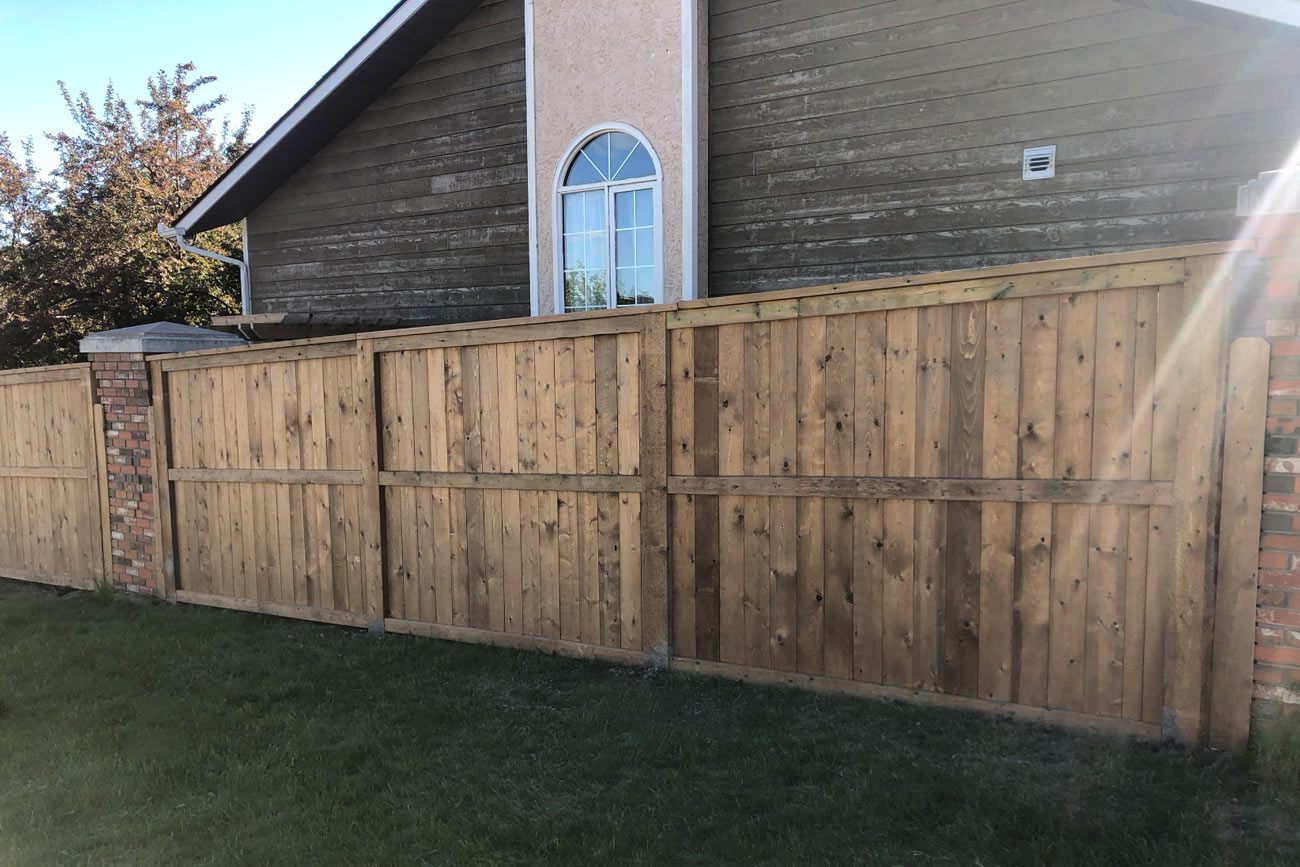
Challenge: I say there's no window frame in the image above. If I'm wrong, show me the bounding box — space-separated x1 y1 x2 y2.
552 124 664 315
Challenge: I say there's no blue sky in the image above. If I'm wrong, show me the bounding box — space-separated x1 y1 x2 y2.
0 0 395 172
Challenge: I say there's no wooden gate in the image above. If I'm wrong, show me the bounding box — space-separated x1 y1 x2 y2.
0 364 108 589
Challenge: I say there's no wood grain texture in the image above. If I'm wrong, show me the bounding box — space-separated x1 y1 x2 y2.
246 0 528 325
0 365 105 588
1209 338 1268 752
708 0 1300 294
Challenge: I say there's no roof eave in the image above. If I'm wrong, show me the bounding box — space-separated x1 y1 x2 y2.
173 0 480 236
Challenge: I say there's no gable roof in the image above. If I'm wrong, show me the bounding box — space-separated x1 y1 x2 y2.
173 0 1299 238
172 0 480 236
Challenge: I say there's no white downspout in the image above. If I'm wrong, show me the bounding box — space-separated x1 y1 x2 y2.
158 222 252 315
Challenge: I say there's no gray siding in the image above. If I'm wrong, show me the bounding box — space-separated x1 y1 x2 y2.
708 0 1300 295
247 0 528 324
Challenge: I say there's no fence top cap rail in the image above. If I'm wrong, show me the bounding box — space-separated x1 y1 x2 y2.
677 240 1253 310
145 304 678 364
0 361 91 380
135 239 1251 368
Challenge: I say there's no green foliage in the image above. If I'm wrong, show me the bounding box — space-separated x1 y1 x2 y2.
0 63 250 368
2 579 1299 866
1253 711 1300 782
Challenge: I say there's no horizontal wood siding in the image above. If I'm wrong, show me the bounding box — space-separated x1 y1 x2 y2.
707 0 1300 294
246 0 528 324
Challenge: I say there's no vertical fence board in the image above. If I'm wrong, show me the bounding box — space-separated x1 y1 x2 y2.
639 316 669 653
1165 257 1232 744
883 308 918 688
1209 338 1269 751
795 316 827 675
913 305 951 690
980 299 1021 702
693 327 722 661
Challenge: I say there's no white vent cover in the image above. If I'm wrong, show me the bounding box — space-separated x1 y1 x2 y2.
1022 145 1057 180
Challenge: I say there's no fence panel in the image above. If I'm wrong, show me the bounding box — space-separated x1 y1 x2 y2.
0 364 106 588
158 344 368 624
373 315 665 654
666 251 1231 737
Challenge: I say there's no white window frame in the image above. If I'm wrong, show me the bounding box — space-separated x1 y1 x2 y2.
552 123 664 315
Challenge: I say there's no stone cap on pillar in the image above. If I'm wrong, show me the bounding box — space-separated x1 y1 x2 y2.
79 321 248 356
1238 168 1300 217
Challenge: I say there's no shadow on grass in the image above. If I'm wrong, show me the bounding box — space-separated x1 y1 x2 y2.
0 579 1296 866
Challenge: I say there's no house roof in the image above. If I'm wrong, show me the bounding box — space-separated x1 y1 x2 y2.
172 0 480 236
173 0 1299 238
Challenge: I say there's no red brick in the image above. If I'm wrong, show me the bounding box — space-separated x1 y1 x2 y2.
1255 665 1284 685
1257 645 1300 667
1259 607 1300 628
1269 397 1299 417
1264 493 1300 513
1260 569 1300 590
1263 533 1300 551
1260 551 1291 569
1270 257 1300 279
1268 278 1300 300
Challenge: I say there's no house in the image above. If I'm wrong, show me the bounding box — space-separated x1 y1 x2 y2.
165 0 1300 338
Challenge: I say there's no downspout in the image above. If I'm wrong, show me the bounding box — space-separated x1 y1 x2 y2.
157 222 252 315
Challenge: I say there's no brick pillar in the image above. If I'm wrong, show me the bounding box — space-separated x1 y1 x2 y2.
1239 169 1300 725
79 322 247 598
89 352 161 595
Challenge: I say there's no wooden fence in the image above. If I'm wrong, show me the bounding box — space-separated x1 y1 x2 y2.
667 251 1240 743
0 364 107 589
0 240 1269 748
151 313 669 662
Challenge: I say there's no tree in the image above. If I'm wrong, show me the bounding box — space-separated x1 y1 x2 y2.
0 63 250 368
0 134 45 249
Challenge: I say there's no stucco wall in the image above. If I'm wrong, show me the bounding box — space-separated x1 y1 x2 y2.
532 0 685 315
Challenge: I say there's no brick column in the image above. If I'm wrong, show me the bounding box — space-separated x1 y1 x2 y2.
79 323 247 598
89 352 161 595
1238 169 1300 726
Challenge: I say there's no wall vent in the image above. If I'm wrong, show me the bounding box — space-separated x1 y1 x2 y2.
1022 145 1057 180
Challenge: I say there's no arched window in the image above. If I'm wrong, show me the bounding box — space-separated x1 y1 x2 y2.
555 128 661 313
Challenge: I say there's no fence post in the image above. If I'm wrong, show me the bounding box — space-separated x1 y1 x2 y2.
88 384 111 586
78 323 245 598
1236 168 1300 734
1163 255 1233 745
355 338 386 629
639 312 670 656
1209 338 1270 751
84 351 163 596
148 362 177 601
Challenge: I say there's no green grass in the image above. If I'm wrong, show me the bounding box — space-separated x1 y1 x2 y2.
1 580 1297 866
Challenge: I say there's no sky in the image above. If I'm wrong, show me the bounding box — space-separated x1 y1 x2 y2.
0 0 396 172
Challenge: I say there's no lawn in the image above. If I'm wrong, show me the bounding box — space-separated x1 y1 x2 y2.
1 579 1297 866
